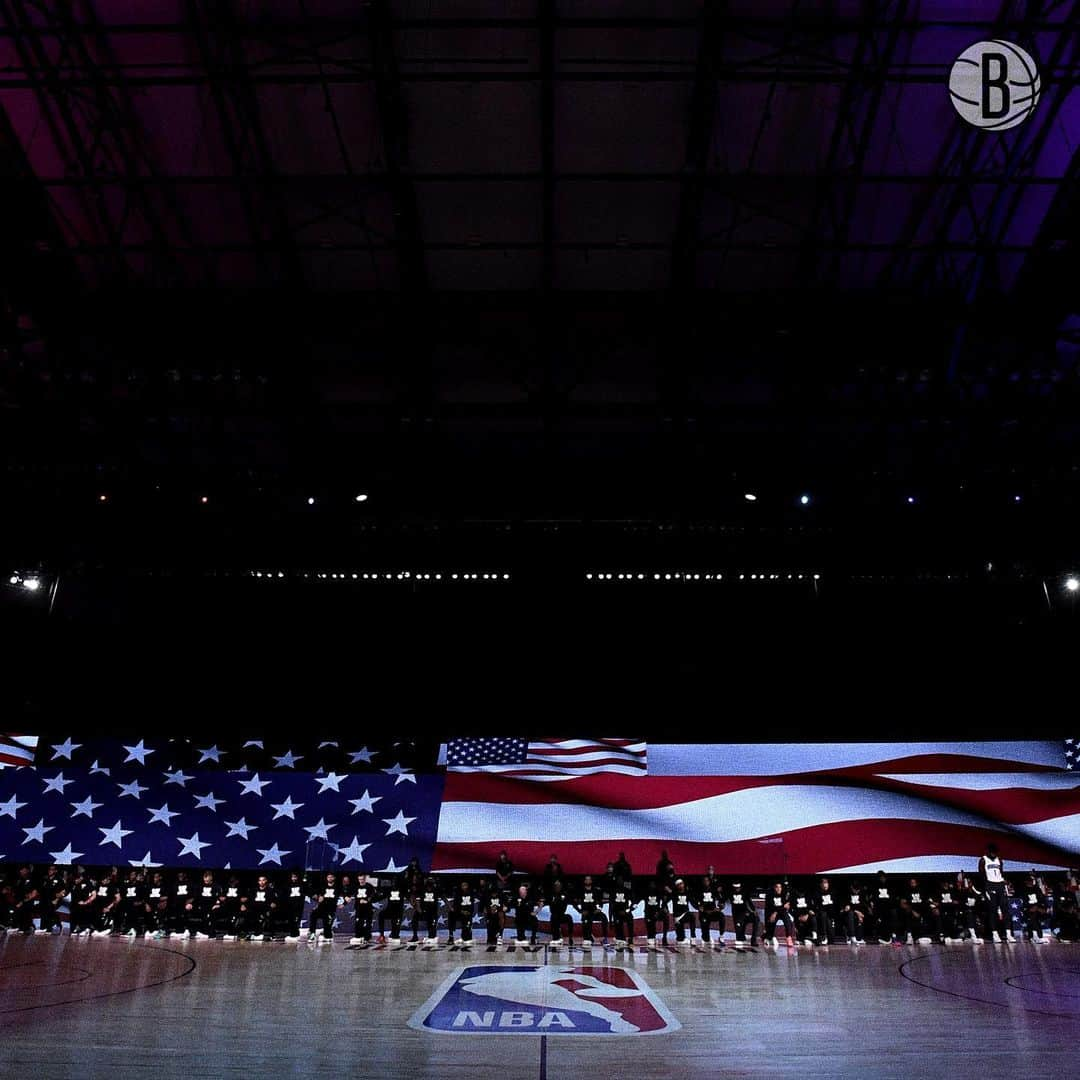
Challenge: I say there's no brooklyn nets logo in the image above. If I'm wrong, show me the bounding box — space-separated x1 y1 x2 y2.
948 40 1041 130
408 965 681 1036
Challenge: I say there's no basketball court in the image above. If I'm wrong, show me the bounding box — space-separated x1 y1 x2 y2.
2 935 1076 1078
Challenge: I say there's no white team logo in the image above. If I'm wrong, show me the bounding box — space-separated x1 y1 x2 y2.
948 40 1040 130
408 964 681 1036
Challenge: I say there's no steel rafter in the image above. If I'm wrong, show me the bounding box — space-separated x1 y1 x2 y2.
185 0 304 289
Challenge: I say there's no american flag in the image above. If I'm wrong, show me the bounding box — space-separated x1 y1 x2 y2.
431 741 1080 876
0 734 39 768
1067 738 1078 771
0 740 443 870
443 738 647 779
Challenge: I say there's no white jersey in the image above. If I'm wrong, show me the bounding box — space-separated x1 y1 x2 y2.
982 855 1004 884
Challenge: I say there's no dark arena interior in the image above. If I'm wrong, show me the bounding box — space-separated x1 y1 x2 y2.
1 2 1080 1077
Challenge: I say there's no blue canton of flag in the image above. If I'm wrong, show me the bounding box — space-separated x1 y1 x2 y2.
0 762 445 871
445 739 529 768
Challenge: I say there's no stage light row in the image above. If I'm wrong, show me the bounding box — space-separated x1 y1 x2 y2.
250 570 511 582
586 571 821 582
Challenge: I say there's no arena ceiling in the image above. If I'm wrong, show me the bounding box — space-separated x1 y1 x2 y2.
0 0 1077 300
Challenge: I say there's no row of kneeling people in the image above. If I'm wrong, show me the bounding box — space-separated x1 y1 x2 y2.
3 864 1078 946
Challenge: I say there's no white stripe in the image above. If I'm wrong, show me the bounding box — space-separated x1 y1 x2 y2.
645 742 1065 775
820 855 1073 875
879 773 1080 791
526 749 646 765
532 740 646 753
4 735 39 749
436 744 447 767
436 784 1080 854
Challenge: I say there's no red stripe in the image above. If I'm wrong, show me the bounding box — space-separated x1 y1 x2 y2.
432 820 1077 876
0 751 35 766
442 771 1078 821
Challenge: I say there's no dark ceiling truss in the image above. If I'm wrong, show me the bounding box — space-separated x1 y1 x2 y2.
876 0 1080 378
797 0 911 288
184 0 304 290
367 0 429 419
0 0 208 290
879 0 1064 297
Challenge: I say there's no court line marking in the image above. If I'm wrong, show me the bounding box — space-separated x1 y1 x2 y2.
898 950 1079 1020
0 944 197 1018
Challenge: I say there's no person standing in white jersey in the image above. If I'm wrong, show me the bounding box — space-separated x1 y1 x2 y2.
978 843 1015 943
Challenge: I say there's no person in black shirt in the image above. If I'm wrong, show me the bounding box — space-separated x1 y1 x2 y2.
69 869 98 937
188 870 223 939
378 876 406 942
93 869 121 937
841 880 868 944
242 874 277 940
870 872 900 944
541 855 564 898
763 881 795 946
728 881 759 945
512 884 539 946
957 875 984 943
348 874 375 944
118 870 146 937
1019 873 1049 942
311 872 340 943
12 868 46 935
448 881 475 946
413 876 441 945
655 850 675 889
1051 877 1078 941
219 874 245 939
547 880 573 945
607 876 634 946
283 871 306 942
814 877 837 945
494 852 514 895
578 875 608 947
671 879 696 945
697 876 724 946
643 880 669 946
145 872 169 938
483 880 506 947
792 885 817 945
900 877 942 944
934 878 961 941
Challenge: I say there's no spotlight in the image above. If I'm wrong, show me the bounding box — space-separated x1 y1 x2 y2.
799 494 810 506
1014 495 1021 503
199 496 208 505
8 575 18 585
907 496 916 505
23 577 40 592
744 493 757 502
98 494 108 503
307 497 316 506
355 494 368 503
1066 577 1079 593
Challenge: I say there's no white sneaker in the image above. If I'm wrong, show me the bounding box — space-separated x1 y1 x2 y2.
615 939 625 947
143 930 154 938
992 931 1002 943
771 937 779 947
349 937 365 945
582 940 592 948
1033 933 1046 944
422 939 436 949
182 929 191 939
1005 931 1016 943
319 937 332 945
195 932 210 940
654 936 663 947
285 935 301 943
551 937 562 946
222 935 237 942
92 929 112 938
461 940 471 948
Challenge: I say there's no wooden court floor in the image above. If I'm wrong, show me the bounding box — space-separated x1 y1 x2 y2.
1 934 1077 1078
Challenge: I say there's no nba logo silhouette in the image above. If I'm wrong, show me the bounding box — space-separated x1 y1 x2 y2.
948 40 1040 130
408 965 681 1036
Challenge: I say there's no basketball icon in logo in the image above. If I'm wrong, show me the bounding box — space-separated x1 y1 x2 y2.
948 40 1040 130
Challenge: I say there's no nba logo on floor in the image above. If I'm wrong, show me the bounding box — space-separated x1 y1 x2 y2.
408 965 681 1036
